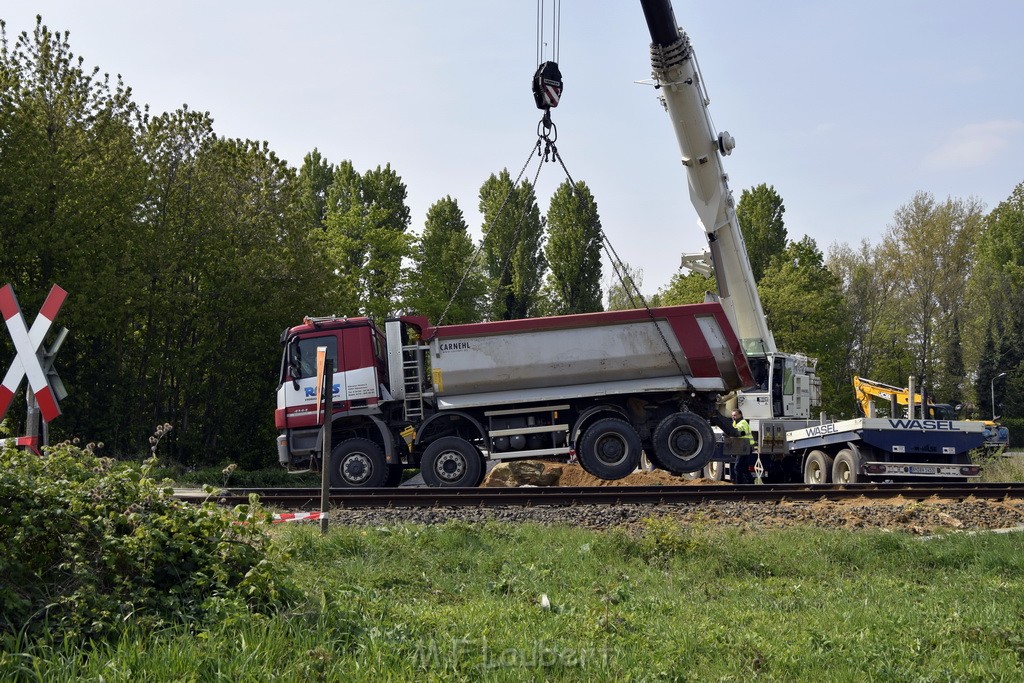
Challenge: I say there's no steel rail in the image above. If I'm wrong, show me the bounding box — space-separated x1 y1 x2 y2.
175 482 1024 510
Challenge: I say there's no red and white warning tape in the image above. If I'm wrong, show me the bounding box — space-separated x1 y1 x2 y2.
272 511 327 524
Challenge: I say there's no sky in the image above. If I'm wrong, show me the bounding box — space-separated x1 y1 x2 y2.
4 1 1023 293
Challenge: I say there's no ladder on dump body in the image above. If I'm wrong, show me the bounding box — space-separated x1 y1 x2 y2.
402 344 426 422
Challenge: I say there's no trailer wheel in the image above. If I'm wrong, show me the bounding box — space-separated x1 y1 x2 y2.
703 460 724 481
803 450 833 485
421 437 484 487
330 438 389 488
579 418 642 480
832 448 860 484
651 412 715 475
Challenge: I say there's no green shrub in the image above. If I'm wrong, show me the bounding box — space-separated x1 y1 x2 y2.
0 444 297 645
172 465 321 488
979 452 1024 482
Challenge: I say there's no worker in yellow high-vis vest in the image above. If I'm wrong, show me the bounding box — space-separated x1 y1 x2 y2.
731 409 755 449
731 409 761 483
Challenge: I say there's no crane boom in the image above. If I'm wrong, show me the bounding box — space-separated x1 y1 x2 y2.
638 0 820 425
638 0 775 356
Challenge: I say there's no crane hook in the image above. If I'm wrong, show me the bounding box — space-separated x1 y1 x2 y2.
532 61 562 110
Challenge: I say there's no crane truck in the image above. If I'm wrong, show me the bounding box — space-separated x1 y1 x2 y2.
638 0 986 483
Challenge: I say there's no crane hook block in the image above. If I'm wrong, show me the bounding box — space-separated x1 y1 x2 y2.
532 61 563 110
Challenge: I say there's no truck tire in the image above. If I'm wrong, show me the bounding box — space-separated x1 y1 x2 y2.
703 460 724 481
832 448 860 484
330 438 389 488
803 450 833 485
651 412 715 475
579 418 642 480
421 437 484 487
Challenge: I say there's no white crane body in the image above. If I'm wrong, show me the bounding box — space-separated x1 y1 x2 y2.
638 0 984 483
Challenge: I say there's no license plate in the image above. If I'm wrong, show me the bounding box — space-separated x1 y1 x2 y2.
909 466 936 474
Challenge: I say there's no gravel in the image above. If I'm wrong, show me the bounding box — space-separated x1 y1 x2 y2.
325 496 1024 535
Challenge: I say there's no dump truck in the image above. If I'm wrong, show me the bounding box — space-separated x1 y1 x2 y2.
276 304 754 486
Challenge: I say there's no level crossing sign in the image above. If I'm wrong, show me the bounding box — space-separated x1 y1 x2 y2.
0 284 68 423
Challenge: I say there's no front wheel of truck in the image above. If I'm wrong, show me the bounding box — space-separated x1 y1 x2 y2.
329 438 389 488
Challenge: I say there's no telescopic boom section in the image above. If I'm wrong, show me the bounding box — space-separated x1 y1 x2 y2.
639 0 776 356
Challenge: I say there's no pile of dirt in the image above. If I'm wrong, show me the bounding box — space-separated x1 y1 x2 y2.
481 459 723 488
555 462 719 487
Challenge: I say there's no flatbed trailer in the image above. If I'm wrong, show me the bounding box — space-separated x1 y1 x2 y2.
716 417 987 484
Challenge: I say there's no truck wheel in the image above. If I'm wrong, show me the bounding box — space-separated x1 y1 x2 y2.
703 460 724 481
832 448 860 484
330 438 389 488
651 413 715 475
803 450 833 485
579 418 642 480
421 437 484 487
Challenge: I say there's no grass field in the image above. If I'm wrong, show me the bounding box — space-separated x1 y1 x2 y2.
7 518 1024 681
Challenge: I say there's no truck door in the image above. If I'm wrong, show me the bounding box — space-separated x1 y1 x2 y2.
283 334 345 421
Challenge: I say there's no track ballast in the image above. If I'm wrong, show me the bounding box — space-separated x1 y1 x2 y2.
176 482 1024 511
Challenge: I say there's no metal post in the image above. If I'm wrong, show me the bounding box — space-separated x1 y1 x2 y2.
992 372 1007 420
24 387 39 441
907 376 916 419
320 358 333 536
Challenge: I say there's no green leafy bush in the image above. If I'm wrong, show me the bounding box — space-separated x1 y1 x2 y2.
168 465 321 488
0 444 297 644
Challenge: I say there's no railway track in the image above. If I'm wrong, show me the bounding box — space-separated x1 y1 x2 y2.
175 482 1024 511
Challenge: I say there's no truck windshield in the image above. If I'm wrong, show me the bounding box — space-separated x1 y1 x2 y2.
291 336 339 379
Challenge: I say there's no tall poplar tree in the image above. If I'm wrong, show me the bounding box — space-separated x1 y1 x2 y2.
323 162 413 321
406 196 485 325
479 170 546 320
736 183 787 283
297 148 334 230
542 180 604 315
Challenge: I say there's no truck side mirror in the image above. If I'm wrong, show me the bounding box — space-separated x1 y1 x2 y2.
288 339 301 390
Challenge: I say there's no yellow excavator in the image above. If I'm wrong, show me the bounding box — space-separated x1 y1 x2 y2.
853 376 1009 453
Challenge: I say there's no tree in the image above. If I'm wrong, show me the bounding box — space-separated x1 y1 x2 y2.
323 162 413 321
605 262 660 311
0 18 149 443
826 240 912 387
974 323 999 419
736 183 787 282
658 270 716 306
968 181 1024 417
542 180 603 315
939 316 966 407
759 237 854 416
479 170 546 320
0 18 337 466
878 192 982 393
296 149 334 230
406 196 486 325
